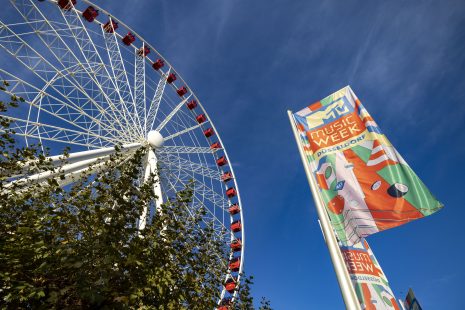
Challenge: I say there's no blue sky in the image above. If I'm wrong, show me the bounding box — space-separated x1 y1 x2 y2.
100 0 464 308
4 0 465 308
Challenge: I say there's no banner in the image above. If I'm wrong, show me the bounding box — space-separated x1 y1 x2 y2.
404 288 422 310
341 239 400 310
293 86 443 245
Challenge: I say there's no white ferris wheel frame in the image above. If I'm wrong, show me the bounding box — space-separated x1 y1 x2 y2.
0 0 245 304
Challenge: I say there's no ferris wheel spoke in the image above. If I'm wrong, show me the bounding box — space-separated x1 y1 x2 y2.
156 146 218 154
163 123 205 141
134 43 146 134
155 95 192 132
158 153 222 180
3 116 119 148
101 18 136 123
146 68 170 132
58 4 143 138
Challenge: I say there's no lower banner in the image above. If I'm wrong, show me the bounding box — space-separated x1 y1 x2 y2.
340 239 400 310
404 288 422 310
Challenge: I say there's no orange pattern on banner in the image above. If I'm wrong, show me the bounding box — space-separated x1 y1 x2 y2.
306 111 366 153
390 298 401 310
341 249 381 277
361 283 376 310
328 195 344 214
316 173 329 190
309 101 322 111
343 149 424 230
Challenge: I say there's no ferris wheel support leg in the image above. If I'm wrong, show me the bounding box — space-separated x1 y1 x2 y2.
139 148 163 231
7 143 142 189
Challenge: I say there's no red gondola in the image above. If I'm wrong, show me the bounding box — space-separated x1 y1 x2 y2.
203 128 214 137
103 20 118 33
230 239 242 252
138 46 150 57
224 279 236 293
228 204 240 215
226 187 237 198
176 86 188 96
217 298 232 310
167 73 177 84
186 100 197 110
229 257 241 272
152 59 164 70
210 142 222 149
221 171 233 182
196 114 206 124
57 0 76 10
231 220 241 232
82 6 98 22
122 32 136 46
216 156 227 166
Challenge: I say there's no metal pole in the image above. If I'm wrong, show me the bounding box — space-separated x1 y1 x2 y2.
287 110 361 310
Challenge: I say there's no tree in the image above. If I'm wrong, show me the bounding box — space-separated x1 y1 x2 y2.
0 84 271 309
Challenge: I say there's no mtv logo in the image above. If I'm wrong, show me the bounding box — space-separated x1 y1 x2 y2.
335 180 345 191
306 98 351 129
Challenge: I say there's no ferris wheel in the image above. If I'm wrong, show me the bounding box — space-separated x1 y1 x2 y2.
0 0 244 305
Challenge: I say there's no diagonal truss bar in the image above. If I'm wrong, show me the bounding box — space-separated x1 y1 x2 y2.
146 68 170 132
156 146 218 154
157 153 222 180
134 43 146 134
102 17 136 123
162 123 204 142
155 95 191 132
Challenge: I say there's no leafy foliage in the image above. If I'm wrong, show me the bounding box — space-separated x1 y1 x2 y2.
0 85 271 309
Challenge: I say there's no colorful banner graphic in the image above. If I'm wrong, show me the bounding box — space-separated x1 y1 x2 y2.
404 288 422 310
293 86 443 245
341 239 400 310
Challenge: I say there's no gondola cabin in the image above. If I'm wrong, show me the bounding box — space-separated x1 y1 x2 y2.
176 86 188 96
226 187 237 198
231 220 241 232
152 59 164 70
122 32 136 46
230 239 242 252
228 204 240 215
229 257 241 272
211 142 222 149
166 73 177 83
216 156 227 166
224 279 236 293
196 114 206 124
221 171 233 182
138 46 150 57
203 128 214 137
217 298 232 310
57 0 76 10
103 20 118 33
186 100 197 110
82 6 98 22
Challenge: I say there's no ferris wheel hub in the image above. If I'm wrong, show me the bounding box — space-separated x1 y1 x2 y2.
146 130 164 148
